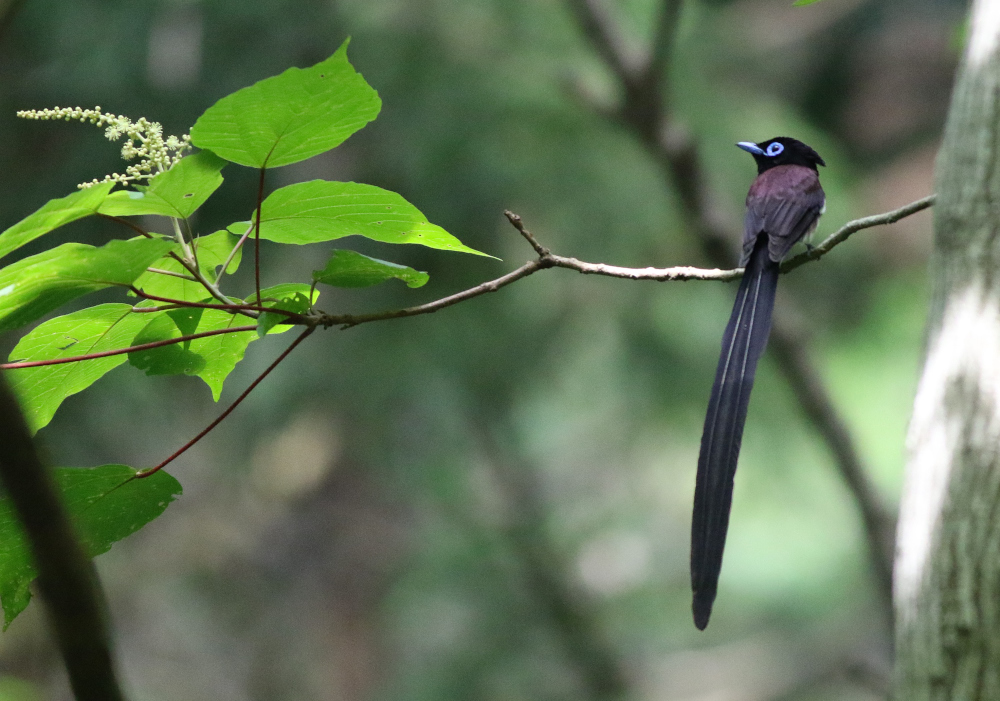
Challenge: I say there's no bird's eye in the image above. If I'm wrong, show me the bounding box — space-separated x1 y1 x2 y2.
765 142 784 157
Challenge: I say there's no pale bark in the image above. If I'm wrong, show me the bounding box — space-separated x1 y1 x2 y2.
895 0 1000 696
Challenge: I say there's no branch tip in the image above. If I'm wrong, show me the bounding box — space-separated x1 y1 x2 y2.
504 210 550 257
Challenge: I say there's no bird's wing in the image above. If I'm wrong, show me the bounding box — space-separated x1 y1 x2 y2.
742 166 825 265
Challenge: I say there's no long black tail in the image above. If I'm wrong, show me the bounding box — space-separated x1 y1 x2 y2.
691 235 779 630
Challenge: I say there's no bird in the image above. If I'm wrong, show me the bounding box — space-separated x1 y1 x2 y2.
690 137 826 630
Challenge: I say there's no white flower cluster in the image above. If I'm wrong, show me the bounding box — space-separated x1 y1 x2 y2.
16 106 192 189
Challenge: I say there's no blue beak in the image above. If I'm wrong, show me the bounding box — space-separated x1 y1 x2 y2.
737 141 765 156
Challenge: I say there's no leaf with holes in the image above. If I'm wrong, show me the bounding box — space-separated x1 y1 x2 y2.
313 249 428 289
6 304 151 434
98 151 227 219
0 238 174 334
189 39 380 169
0 465 181 629
0 183 114 262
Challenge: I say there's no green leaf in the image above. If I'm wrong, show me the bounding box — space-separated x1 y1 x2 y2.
0 465 181 629
6 304 151 434
189 39 380 169
0 183 114 262
231 180 491 256
792 0 822 5
128 310 207 376
187 309 258 400
0 238 175 334
98 151 227 219
131 230 241 302
127 307 257 399
248 283 317 336
313 249 428 289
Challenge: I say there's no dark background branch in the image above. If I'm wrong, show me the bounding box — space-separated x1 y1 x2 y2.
475 418 631 701
0 372 126 701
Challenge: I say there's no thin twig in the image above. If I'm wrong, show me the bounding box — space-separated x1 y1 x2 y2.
1 325 257 370
0 373 126 701
505 211 551 256
318 258 549 328
312 200 930 330
135 325 315 478
506 209 741 280
547 254 741 280
781 195 936 273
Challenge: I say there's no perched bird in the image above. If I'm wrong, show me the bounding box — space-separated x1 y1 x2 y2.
691 137 826 630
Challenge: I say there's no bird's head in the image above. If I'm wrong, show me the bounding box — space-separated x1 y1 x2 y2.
737 137 825 174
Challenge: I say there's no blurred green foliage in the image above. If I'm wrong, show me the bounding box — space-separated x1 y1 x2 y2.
0 0 963 699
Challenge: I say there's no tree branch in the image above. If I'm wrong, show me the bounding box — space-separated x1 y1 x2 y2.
767 331 896 612
318 257 551 328
564 0 640 85
474 418 631 700
0 373 126 701
312 199 931 330
781 195 936 274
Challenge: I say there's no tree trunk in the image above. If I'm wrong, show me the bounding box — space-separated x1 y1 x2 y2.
895 1 1000 696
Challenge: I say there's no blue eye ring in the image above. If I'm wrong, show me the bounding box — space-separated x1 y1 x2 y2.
765 142 784 157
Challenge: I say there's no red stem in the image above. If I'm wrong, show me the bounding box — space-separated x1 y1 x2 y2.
135 325 315 478
1 325 257 370
131 288 305 321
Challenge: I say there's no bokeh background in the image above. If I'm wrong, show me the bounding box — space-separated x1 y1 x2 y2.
0 0 964 699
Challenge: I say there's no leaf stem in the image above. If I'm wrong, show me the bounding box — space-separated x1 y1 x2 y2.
1 325 258 370
254 167 266 302
214 221 254 287
135 325 315 478
146 267 199 282
100 212 239 308
130 288 306 322
171 216 194 260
